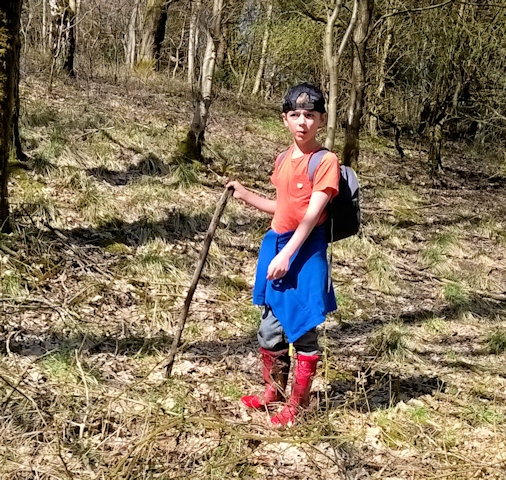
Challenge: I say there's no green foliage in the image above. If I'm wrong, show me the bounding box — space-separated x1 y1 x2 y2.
127 241 181 284
1 267 25 297
368 320 413 359
419 230 458 276
376 185 423 225
235 305 260 336
40 350 75 381
216 274 249 300
443 281 469 309
31 153 56 176
381 1 506 143
171 160 199 187
248 116 286 141
105 241 130 254
463 404 504 427
374 409 411 447
422 316 448 335
408 405 430 424
365 251 397 294
334 288 355 321
268 15 323 87
22 191 58 226
76 183 118 225
217 380 243 401
486 329 506 354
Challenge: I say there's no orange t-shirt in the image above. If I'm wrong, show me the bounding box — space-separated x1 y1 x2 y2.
270 145 340 234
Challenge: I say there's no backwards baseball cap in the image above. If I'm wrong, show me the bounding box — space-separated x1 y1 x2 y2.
282 82 326 114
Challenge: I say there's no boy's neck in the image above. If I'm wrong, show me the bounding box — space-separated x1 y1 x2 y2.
291 140 322 157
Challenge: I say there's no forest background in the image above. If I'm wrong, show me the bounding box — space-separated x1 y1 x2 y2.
0 0 505 478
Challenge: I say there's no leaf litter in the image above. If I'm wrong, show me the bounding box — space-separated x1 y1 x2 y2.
0 74 505 479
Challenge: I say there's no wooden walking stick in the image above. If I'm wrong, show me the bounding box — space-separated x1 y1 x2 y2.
165 187 233 377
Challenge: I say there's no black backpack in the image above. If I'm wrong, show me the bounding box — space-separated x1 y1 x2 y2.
276 148 361 242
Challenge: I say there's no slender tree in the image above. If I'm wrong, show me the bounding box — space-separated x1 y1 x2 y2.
251 0 273 96
49 0 78 77
323 0 357 151
187 0 200 85
0 0 23 232
342 0 374 168
367 0 395 137
125 0 141 68
182 0 224 160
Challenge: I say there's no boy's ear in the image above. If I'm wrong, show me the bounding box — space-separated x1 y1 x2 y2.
319 112 328 128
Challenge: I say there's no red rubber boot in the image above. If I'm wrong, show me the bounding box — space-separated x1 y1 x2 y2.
270 353 319 426
241 348 290 409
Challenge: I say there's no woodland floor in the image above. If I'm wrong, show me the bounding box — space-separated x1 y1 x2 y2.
0 72 505 479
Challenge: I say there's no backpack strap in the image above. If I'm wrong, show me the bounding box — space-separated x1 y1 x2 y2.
275 149 288 170
307 148 329 182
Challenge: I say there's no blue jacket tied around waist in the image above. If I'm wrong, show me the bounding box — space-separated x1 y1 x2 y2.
253 225 337 343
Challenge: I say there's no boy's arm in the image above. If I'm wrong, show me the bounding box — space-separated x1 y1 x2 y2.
266 189 331 280
226 180 276 215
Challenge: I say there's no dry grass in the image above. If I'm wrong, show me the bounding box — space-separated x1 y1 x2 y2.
0 72 505 479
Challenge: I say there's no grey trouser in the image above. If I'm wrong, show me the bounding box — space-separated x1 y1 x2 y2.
257 306 319 355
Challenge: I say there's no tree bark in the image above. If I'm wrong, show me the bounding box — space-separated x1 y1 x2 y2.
251 0 272 96
187 0 200 86
183 0 223 161
13 83 26 162
342 0 374 168
125 0 140 68
428 123 443 175
368 11 393 137
42 0 47 50
0 0 23 232
137 0 169 70
49 0 77 77
324 0 357 151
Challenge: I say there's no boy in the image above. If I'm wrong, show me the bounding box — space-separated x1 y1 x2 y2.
227 83 339 426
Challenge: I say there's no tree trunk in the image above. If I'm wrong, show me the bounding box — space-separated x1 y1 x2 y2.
428 123 443 175
342 0 374 168
215 17 227 70
323 0 357 151
125 0 140 68
49 0 77 77
251 0 272 96
172 12 187 77
42 0 47 50
0 0 23 232
368 13 393 137
13 82 26 162
187 0 200 86
137 0 168 70
182 0 223 161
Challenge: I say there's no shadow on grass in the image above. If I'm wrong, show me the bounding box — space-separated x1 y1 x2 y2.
1 328 257 364
328 297 505 346
67 213 211 247
318 370 445 413
87 153 169 186
11 199 259 249
63 214 261 250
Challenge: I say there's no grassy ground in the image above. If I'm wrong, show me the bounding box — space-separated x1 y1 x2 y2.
0 72 505 479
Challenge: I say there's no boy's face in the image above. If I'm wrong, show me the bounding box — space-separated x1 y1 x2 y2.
282 109 326 146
